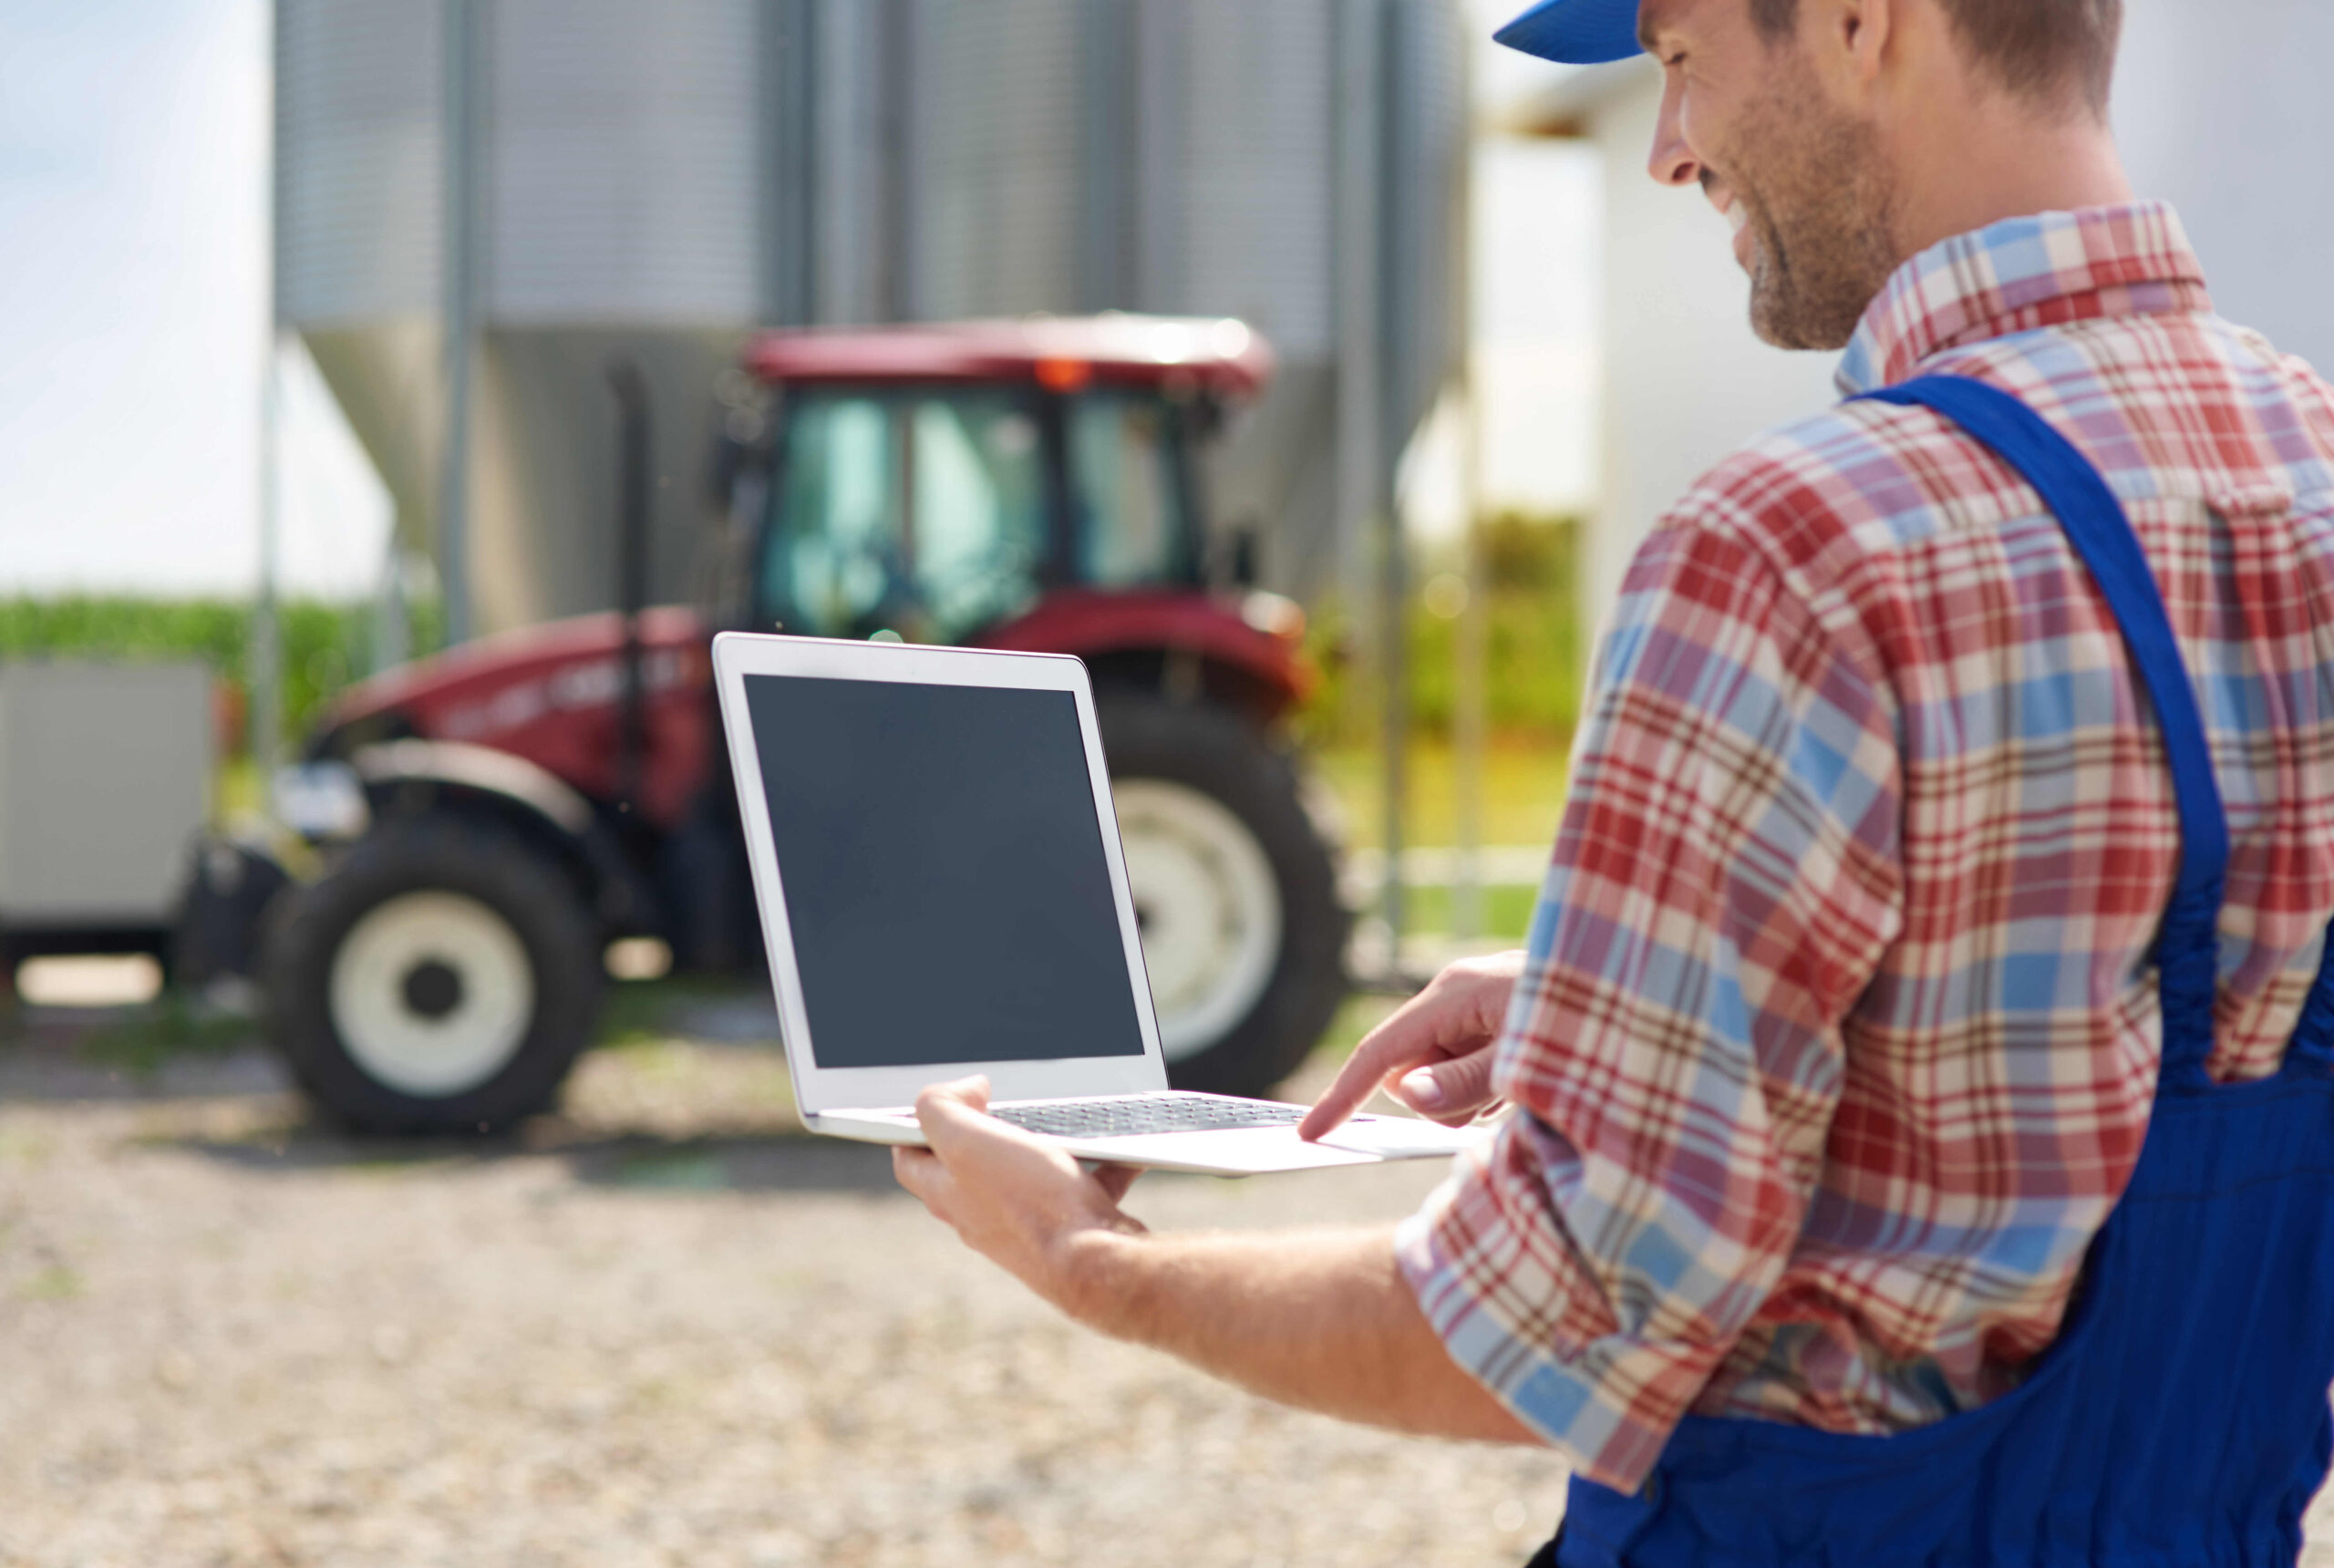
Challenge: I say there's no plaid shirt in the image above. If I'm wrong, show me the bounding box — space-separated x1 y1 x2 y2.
1397 202 2334 1491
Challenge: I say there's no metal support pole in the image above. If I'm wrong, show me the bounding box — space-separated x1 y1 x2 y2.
818 0 901 325
1379 457 1409 954
1376 0 1412 956
1455 378 1488 940
254 6 283 785
764 0 820 327
607 361 652 819
879 0 914 323
370 531 409 676
1077 0 1136 313
1335 0 1382 744
1337 0 1393 960
438 0 482 646
1454 108 1485 942
253 335 282 779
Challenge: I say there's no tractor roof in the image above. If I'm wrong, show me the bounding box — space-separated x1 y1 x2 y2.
742 314 1276 403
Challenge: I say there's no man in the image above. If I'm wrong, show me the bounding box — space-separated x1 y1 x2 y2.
895 0 2334 1561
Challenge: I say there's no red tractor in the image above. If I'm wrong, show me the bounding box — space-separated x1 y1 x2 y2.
257 316 1351 1133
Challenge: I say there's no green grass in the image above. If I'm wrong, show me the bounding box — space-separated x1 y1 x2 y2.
1310 739 1569 853
17 1265 84 1302
77 997 257 1078
1295 514 1587 862
1315 992 1404 1065
614 1150 731 1190
594 975 762 1048
1397 882 1540 942
216 757 263 824
0 593 442 759
1300 514 1591 752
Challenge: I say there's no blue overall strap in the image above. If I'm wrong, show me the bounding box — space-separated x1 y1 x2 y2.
1860 376 2228 1088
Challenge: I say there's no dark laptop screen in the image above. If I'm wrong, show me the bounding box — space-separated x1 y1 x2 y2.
741 673 1148 1069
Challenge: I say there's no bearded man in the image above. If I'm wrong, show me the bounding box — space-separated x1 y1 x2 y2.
894 1 2334 1562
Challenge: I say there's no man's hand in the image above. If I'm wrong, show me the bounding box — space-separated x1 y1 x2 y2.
1300 951 1524 1140
892 1077 1145 1316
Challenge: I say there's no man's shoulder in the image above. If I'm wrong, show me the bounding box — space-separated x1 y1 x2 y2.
1661 398 1955 582
1674 311 2334 575
1686 400 1920 504
2207 320 2334 474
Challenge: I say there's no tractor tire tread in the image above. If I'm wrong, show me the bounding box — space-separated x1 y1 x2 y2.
1095 695 1350 1099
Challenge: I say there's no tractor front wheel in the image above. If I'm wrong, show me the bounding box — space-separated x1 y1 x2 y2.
1100 696 1348 1099
262 818 602 1135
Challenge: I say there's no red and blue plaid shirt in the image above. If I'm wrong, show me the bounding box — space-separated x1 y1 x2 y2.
1398 202 2334 1491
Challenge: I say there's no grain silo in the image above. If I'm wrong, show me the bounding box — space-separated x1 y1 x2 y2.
274 0 1465 638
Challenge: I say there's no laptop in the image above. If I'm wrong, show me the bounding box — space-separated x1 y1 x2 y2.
708 631 1477 1176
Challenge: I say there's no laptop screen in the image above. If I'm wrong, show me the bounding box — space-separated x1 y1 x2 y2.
740 673 1149 1070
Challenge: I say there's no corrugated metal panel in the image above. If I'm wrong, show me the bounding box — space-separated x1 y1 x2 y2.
1137 0 1336 360
276 0 442 325
909 0 1082 319
487 0 763 324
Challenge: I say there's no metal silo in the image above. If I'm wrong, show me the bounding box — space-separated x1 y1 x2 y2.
278 0 766 637
274 0 1462 634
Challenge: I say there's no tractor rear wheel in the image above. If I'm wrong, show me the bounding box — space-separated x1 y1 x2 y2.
262 818 602 1135
1099 696 1348 1099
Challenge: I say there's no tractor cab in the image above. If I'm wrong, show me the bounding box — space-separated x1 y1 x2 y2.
728 318 1286 674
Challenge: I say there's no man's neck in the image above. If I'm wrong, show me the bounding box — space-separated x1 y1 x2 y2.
1887 99 2133 265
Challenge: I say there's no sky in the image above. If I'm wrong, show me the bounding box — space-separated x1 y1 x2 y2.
0 0 387 599
0 0 1593 600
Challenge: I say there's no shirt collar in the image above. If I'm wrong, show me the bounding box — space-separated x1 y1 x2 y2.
1834 201 2211 396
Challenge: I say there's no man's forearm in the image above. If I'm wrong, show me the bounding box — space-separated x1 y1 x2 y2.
1057 1223 1541 1446
893 1082 1540 1446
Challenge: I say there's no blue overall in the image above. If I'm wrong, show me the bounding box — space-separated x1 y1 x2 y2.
1535 377 2334 1567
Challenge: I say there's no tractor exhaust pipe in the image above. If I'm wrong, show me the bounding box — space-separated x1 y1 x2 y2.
606 359 652 820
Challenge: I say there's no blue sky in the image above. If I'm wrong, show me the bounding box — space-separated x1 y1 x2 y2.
0 0 386 598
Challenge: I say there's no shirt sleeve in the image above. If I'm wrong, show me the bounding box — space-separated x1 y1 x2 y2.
1397 500 1904 1492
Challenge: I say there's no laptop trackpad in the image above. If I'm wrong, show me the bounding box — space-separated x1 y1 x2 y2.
1313 1115 1479 1160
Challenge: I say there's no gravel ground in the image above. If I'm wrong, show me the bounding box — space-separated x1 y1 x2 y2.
0 1001 1574 1568
3 996 2329 1568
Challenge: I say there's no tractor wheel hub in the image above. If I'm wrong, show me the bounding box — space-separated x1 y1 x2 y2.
329 892 536 1098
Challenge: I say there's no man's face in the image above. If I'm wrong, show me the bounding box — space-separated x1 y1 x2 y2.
1638 0 1899 351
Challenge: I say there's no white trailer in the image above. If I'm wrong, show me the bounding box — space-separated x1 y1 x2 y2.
0 662 283 992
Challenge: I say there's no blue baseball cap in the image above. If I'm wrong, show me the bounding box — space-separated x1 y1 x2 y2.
1493 0 1645 65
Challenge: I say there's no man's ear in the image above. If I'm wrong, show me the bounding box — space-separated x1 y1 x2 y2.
1806 0 1895 96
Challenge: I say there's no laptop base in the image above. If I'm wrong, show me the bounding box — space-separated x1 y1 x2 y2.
811 1099 1478 1177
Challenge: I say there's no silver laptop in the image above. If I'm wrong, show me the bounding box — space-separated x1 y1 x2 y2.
709 631 1475 1176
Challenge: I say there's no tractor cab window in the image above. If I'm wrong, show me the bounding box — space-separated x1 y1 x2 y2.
1068 391 1194 587
765 390 1046 642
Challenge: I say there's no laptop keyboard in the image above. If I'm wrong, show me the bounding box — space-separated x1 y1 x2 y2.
989 1092 1305 1140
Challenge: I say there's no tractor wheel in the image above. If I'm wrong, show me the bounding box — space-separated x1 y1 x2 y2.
1099 696 1349 1099
262 817 602 1135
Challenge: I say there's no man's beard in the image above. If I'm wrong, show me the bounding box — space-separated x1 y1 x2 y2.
1720 56 1900 352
